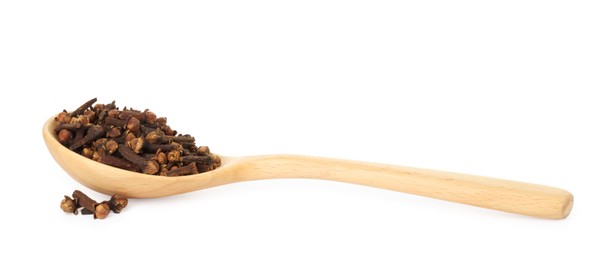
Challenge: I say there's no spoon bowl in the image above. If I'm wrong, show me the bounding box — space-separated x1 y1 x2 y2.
44 116 241 198
44 116 573 219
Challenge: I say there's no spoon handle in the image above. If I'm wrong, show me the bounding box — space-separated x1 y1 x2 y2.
234 155 573 219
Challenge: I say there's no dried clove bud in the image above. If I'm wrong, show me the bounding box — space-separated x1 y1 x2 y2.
107 108 120 119
56 98 221 176
73 126 87 145
69 125 105 150
127 137 144 153
98 154 139 171
144 111 157 125
95 203 111 219
55 111 72 124
105 139 119 154
61 191 129 219
181 155 212 164
211 154 222 168
77 115 89 125
155 151 168 165
119 110 146 121
104 117 127 128
54 123 82 132
92 151 101 161
60 195 78 214
156 117 167 126
161 125 176 136
84 109 96 120
81 208 94 215
118 144 160 174
143 142 181 153
72 190 110 219
108 195 128 213
82 147 94 159
125 132 137 143
145 131 195 144
145 131 163 144
57 129 73 145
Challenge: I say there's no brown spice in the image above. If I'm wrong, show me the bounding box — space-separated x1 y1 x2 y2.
127 137 144 153
77 115 89 125
155 151 168 165
126 116 141 135
181 155 212 164
57 129 73 145
167 162 199 177
104 117 127 128
145 131 195 144
55 111 72 124
197 146 210 156
108 195 128 213
98 154 139 171
105 139 119 154
82 147 94 159
81 208 93 215
54 123 82 132
72 190 110 219
143 142 181 153
94 203 111 219
60 195 78 214
62 190 127 219
55 98 220 176
167 150 181 163
107 127 122 138
69 125 105 150
70 98 97 117
144 111 157 125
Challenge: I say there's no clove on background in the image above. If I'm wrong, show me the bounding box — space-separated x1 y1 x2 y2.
60 190 128 220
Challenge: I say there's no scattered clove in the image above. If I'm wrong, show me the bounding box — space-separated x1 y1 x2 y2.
108 194 128 213
95 203 111 219
60 195 78 214
60 190 128 219
57 129 73 145
81 208 94 215
166 162 199 177
98 154 139 171
72 190 110 219
69 125 105 150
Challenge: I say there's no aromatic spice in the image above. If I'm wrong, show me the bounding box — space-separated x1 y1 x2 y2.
72 190 110 219
108 195 128 213
54 98 221 176
60 196 78 214
60 190 128 219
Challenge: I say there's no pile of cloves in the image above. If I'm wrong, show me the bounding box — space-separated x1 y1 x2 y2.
61 190 128 219
54 98 221 176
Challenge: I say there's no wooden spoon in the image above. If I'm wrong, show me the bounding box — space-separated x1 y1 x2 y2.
43 117 573 219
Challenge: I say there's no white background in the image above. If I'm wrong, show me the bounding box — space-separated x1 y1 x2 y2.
1 1 615 259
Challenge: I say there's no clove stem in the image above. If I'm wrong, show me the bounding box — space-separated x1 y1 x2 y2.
70 98 97 117
118 144 160 174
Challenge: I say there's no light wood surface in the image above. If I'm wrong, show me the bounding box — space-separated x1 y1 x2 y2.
43 117 573 219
